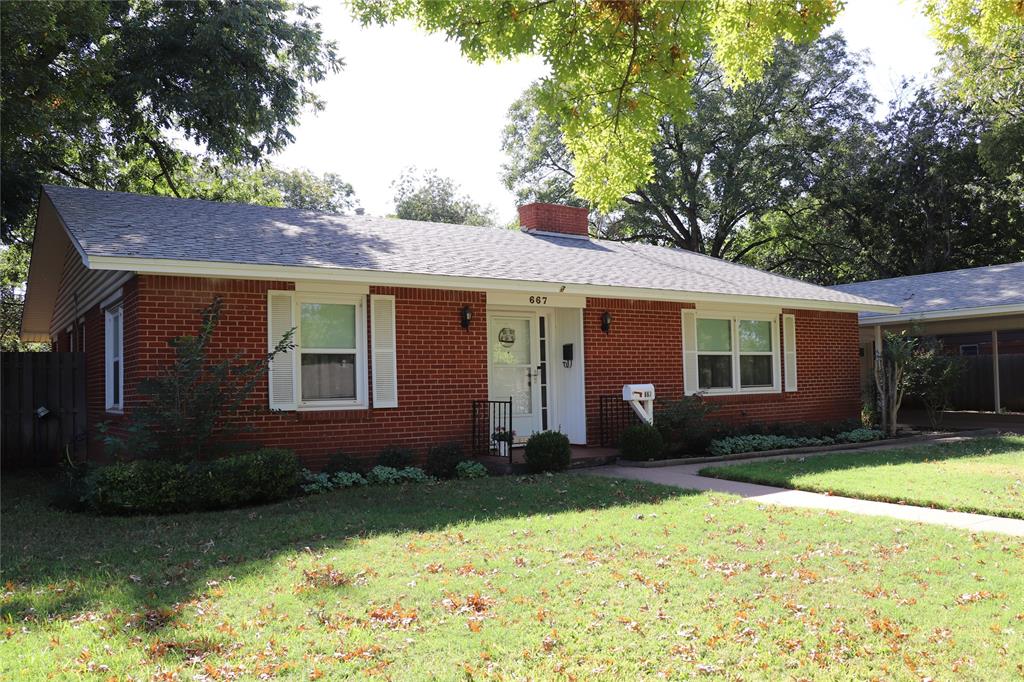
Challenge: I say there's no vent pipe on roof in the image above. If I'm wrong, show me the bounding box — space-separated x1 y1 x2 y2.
518 202 590 239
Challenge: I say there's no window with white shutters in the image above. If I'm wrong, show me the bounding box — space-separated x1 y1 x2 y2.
267 291 371 411
371 295 398 408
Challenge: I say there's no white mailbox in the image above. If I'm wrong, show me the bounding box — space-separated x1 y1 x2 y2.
622 383 655 425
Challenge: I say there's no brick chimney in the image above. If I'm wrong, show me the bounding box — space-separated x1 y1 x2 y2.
518 202 590 238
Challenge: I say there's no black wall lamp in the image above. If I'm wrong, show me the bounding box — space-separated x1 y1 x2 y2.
600 311 612 334
460 304 473 330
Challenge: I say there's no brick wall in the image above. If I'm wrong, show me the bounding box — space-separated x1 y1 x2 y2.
583 298 689 444
76 274 860 463
702 309 862 425
106 276 488 468
581 300 862 444
83 277 138 458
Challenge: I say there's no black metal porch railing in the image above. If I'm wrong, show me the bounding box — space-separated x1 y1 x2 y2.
472 397 513 457
598 394 641 447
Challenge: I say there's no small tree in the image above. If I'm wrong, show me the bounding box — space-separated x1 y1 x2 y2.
907 338 966 429
103 297 293 461
873 331 918 437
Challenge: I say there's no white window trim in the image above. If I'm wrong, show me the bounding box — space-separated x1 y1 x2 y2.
104 304 124 413
695 312 781 395
294 292 368 411
959 343 979 356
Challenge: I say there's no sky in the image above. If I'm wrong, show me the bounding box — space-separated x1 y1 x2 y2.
273 1 941 223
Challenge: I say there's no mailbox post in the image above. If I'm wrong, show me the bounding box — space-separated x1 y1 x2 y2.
622 384 655 425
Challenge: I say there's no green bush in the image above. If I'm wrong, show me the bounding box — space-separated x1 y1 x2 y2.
193 448 301 510
83 459 190 514
366 466 433 485
81 448 301 515
425 442 465 479
324 452 369 475
455 460 488 479
619 423 666 461
523 431 571 473
377 445 414 469
655 396 719 454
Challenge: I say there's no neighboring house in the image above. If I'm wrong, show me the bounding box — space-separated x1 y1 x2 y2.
21 186 894 466
834 263 1024 413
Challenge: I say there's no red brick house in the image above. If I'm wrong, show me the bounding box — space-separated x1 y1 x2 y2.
20 186 895 466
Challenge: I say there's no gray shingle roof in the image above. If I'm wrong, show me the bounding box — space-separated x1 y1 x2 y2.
45 185 890 309
832 262 1024 320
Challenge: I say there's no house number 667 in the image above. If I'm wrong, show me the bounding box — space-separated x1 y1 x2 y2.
528 296 548 304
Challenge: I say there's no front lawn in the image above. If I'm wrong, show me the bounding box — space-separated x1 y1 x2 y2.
701 436 1024 519
3 472 1022 680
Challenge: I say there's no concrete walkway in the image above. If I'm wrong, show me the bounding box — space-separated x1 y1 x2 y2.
587 451 1024 537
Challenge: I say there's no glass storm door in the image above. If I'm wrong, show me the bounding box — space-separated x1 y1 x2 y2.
489 314 543 440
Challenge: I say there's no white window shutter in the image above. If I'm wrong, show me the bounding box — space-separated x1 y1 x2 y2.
371 295 398 408
267 292 298 410
783 314 797 392
682 310 699 395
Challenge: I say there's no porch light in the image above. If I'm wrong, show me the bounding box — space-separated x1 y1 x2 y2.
601 311 612 334
460 304 473 330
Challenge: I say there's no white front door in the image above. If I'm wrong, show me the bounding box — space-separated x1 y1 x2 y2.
488 313 543 440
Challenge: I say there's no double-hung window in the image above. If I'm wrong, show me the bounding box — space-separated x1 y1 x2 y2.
297 295 366 408
695 314 780 393
105 305 124 412
268 290 394 411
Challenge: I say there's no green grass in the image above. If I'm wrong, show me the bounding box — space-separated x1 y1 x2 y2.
2 472 1022 680
701 436 1024 519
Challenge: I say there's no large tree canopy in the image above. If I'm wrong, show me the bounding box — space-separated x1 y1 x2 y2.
740 87 1024 284
0 0 347 350
0 0 341 243
392 168 496 227
936 22 1023 181
502 35 873 259
351 0 841 210
352 0 1021 210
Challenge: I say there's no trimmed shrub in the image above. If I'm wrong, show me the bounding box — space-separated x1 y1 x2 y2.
81 448 301 515
193 448 301 510
655 396 719 454
619 423 666 461
523 431 571 473
366 466 433 485
455 460 488 479
425 442 465 479
377 445 414 469
83 459 190 515
324 452 369 475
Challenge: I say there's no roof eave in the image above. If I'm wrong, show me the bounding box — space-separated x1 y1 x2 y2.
857 303 1024 326
84 255 900 314
20 190 88 342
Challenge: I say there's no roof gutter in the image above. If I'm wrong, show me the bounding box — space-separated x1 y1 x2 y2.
85 255 900 314
858 303 1024 326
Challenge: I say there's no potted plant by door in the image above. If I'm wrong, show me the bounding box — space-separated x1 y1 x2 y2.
491 426 515 457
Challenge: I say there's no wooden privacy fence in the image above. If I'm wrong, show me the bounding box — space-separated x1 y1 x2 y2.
949 353 1024 412
1 352 87 468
